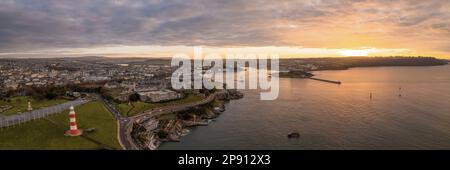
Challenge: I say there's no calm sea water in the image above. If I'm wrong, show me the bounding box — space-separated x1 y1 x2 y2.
160 65 450 150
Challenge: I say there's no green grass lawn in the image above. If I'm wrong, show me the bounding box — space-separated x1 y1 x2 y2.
115 95 204 117
0 101 121 150
0 96 67 116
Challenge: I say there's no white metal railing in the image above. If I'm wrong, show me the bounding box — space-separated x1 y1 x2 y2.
0 99 88 129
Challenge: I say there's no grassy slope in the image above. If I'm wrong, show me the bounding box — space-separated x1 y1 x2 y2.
0 96 67 116
115 95 204 117
0 101 120 150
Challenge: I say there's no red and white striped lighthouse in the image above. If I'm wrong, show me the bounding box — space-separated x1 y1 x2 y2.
65 106 82 136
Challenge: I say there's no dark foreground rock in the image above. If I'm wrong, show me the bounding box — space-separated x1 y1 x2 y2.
131 90 243 150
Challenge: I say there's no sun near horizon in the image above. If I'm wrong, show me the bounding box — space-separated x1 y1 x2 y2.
0 1 449 59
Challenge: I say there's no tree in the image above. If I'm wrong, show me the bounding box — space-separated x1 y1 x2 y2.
128 93 140 102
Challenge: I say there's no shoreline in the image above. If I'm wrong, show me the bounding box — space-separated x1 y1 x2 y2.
280 63 449 79
313 62 449 71
130 90 243 150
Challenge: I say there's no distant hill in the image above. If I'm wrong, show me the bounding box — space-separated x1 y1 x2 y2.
280 56 448 71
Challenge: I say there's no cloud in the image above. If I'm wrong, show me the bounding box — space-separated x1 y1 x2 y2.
0 0 449 57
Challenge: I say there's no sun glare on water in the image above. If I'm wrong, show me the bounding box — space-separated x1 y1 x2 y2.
339 50 369 57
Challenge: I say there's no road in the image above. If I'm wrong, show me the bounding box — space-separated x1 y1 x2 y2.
1 93 218 150
97 92 217 150
100 93 217 150
0 98 87 128
131 93 217 120
97 95 138 150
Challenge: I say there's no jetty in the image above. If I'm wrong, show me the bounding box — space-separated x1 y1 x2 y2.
309 77 341 84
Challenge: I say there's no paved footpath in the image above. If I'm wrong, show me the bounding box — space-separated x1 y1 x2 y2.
99 93 218 150
97 95 137 150
0 98 88 128
132 93 217 120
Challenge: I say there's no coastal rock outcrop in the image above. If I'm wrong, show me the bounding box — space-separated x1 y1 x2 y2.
131 90 243 150
217 89 244 100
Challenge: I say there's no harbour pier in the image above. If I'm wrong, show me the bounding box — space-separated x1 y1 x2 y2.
308 77 342 84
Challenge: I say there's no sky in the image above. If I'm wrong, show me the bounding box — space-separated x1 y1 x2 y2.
0 0 449 58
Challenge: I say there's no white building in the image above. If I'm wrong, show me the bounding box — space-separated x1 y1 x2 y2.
138 90 183 103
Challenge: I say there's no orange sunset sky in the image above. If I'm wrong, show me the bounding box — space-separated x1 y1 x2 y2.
0 0 449 58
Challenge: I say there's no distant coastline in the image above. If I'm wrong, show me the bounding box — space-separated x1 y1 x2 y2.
1 56 447 79
279 56 448 78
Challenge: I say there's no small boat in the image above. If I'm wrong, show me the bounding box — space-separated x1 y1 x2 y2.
287 132 300 139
